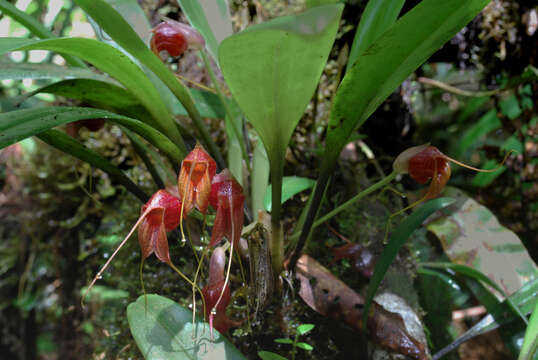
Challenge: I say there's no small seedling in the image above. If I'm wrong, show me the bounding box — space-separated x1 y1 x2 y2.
258 324 315 360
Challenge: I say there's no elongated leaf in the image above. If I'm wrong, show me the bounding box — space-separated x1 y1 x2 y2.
264 176 316 212
0 37 185 150
123 127 166 189
362 197 456 331
326 0 491 164
456 109 501 158
24 79 140 109
518 300 538 360
0 107 183 165
176 0 233 60
37 129 148 202
346 0 405 72
127 294 246 359
73 0 223 166
433 278 538 360
0 0 85 67
219 5 343 164
0 62 107 81
421 262 528 324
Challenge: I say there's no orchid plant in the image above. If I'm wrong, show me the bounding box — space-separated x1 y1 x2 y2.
2 0 531 358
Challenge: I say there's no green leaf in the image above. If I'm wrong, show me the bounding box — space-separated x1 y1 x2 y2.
127 294 246 360
0 37 184 150
346 0 405 73
0 0 85 67
518 300 538 360
176 0 233 60
457 109 501 158
274 338 293 344
296 323 315 335
362 197 456 331
433 278 538 360
0 62 107 81
264 176 316 212
258 351 288 360
37 129 148 202
25 79 140 109
325 0 491 164
219 5 343 165
0 107 183 165
74 0 222 165
295 342 313 351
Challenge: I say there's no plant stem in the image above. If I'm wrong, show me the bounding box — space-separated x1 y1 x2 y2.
200 50 250 172
314 171 397 228
270 159 284 280
289 171 397 267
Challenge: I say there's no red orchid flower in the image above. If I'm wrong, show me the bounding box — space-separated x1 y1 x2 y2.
178 143 217 216
202 247 238 337
394 144 511 199
208 169 245 248
150 19 205 59
83 190 184 304
138 189 184 264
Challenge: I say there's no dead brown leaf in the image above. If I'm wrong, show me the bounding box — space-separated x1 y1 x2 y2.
295 255 428 360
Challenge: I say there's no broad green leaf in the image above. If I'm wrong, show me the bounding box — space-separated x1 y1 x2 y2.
37 129 148 202
427 187 537 296
258 351 287 360
346 0 405 73
176 0 233 60
0 107 183 165
296 324 315 335
0 0 85 67
324 0 492 167
362 197 456 331
219 5 343 164
306 0 341 8
264 176 316 212
127 294 246 360
518 300 538 360
251 139 270 216
106 0 152 44
0 37 184 150
0 62 107 81
74 0 223 166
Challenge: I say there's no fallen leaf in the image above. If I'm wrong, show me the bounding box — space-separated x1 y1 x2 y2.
295 255 428 360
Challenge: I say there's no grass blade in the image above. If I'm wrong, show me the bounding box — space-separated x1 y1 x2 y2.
362 197 456 331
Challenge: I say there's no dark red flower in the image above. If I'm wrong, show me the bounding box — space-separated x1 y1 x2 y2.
202 247 238 336
150 19 205 59
208 169 245 247
138 189 184 263
394 144 511 200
